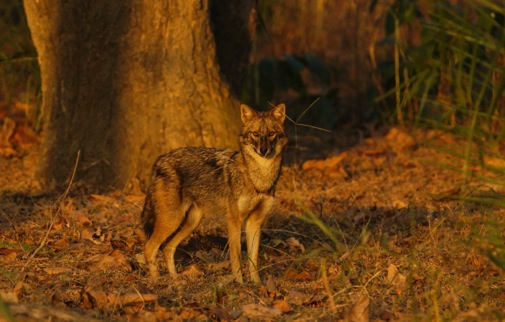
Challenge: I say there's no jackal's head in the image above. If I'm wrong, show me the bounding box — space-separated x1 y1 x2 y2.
239 104 288 158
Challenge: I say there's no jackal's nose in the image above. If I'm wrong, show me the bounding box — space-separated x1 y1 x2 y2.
259 147 269 156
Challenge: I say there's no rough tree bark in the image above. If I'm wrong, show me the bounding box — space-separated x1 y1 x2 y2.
24 0 254 191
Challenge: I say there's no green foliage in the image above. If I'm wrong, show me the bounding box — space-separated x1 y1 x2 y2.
377 0 505 188
375 0 505 273
0 298 14 322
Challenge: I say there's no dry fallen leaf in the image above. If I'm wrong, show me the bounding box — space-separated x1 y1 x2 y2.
302 153 348 177
286 237 305 253
344 294 370 322
91 252 132 272
53 239 71 249
44 267 72 275
181 264 204 281
13 280 24 300
285 288 312 305
385 127 416 151
87 290 108 309
265 274 279 297
210 307 231 321
70 210 92 226
272 299 291 313
387 264 406 295
241 303 283 320
81 228 95 241
208 260 230 272
393 200 408 209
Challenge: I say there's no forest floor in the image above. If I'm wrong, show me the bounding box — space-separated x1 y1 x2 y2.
0 105 504 321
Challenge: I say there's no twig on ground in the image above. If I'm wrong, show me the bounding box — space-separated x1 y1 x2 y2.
21 150 80 272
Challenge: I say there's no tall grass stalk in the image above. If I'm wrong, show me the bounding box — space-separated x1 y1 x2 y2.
380 0 505 274
386 1 505 199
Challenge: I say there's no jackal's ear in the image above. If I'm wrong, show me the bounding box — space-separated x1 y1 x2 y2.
240 104 256 123
271 103 286 124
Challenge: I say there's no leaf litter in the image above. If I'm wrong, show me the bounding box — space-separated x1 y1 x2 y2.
0 123 504 321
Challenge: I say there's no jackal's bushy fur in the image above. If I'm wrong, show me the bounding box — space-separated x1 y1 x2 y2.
141 103 287 283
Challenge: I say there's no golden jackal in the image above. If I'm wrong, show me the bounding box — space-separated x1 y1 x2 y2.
141 103 287 283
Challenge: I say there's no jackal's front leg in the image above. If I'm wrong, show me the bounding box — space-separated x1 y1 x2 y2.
245 198 273 283
245 212 267 283
227 220 244 283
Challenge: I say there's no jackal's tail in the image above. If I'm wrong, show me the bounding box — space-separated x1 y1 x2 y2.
141 194 155 239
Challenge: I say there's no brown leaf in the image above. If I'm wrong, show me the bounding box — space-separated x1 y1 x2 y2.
52 222 64 231
344 294 370 322
44 267 72 275
241 303 283 320
358 149 385 156
304 258 320 273
284 268 298 280
210 307 231 321
265 274 279 296
178 308 206 320
284 268 313 281
385 127 416 151
116 293 157 305
92 253 132 272
53 239 71 249
5 251 18 263
88 290 108 309
387 264 406 295
272 299 291 313
302 152 347 171
208 260 230 272
90 194 115 203
81 228 94 241
285 237 305 253
0 248 22 256
285 289 312 305
392 200 408 209
13 280 23 300
379 310 398 321
70 210 92 226
181 264 204 281
0 290 19 303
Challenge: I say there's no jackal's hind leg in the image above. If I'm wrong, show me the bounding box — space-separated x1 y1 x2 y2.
143 185 185 279
162 205 203 278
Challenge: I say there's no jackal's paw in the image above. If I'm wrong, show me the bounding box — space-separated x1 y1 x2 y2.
235 273 244 284
147 264 160 279
250 275 262 284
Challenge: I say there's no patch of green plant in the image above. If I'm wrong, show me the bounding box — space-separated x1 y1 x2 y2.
0 298 14 322
375 0 505 208
0 241 31 252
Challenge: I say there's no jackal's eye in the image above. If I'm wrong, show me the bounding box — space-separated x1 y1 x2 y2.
268 131 275 137
252 131 259 137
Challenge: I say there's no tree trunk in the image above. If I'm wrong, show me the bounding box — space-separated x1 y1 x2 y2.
24 0 253 191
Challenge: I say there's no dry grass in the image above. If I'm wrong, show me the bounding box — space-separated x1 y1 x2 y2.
1 126 503 321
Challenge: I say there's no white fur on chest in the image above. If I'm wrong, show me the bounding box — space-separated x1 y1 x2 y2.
237 195 274 217
247 153 279 192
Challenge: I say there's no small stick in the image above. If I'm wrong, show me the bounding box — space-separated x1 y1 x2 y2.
22 151 81 272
